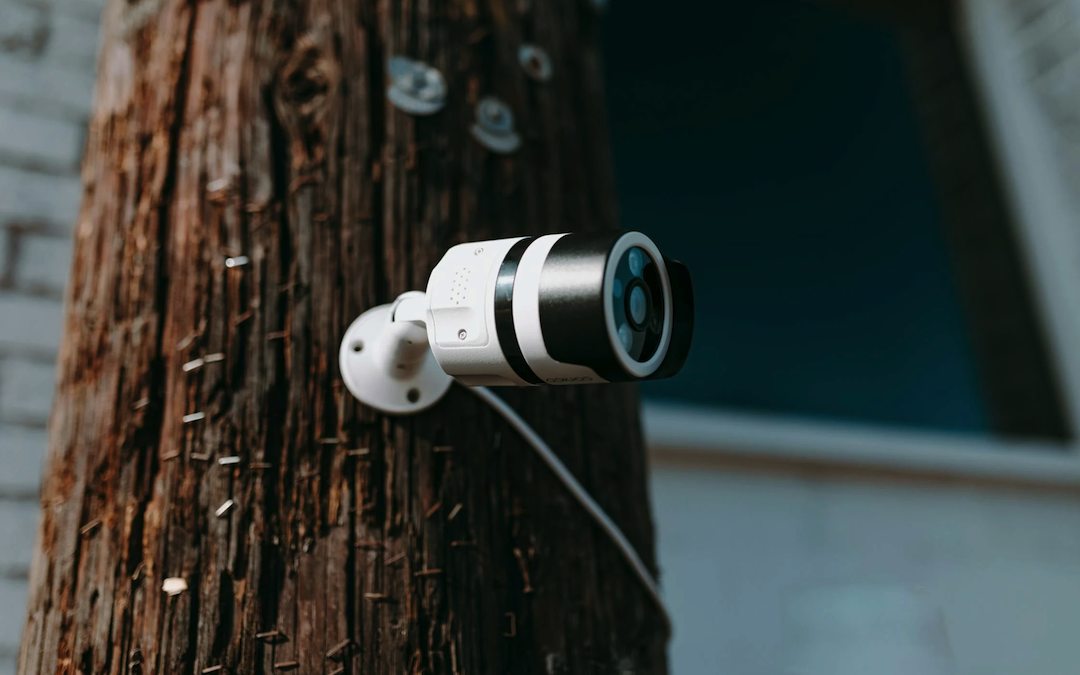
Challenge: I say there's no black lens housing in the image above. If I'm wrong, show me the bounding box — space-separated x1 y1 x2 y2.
535 231 694 382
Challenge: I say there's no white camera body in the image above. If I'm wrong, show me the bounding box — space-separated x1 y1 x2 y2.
339 231 693 414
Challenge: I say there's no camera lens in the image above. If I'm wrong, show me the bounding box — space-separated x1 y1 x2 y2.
629 285 648 326
628 248 644 277
528 230 689 383
609 245 665 363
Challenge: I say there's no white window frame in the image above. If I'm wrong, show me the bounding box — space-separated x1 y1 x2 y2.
643 0 1080 485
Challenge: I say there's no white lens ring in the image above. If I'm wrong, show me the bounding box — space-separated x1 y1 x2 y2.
603 232 673 378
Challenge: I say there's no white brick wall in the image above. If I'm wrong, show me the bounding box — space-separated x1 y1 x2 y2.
0 58 95 118
654 467 1080 675
0 166 84 228
0 0 98 669
0 427 45 497
42 13 99 74
0 4 48 59
0 579 29 654
0 107 84 172
52 0 106 22
0 360 56 425
17 234 71 294
0 296 63 356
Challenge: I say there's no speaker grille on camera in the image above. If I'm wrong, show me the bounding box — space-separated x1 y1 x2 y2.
449 266 474 306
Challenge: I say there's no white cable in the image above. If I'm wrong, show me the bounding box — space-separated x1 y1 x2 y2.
468 385 672 630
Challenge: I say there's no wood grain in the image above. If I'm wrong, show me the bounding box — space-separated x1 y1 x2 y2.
18 0 667 673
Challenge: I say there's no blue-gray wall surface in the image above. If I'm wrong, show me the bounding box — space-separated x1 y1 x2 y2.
0 0 102 671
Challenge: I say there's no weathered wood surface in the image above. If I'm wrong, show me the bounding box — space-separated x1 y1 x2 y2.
18 0 667 672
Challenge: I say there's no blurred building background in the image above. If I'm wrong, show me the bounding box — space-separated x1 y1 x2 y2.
0 0 101 671
619 1 1080 673
3 0 1080 674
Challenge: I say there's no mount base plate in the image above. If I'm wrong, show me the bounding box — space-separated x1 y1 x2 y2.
338 304 453 415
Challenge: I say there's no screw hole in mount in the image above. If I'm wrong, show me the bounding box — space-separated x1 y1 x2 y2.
352 341 364 353
407 388 421 403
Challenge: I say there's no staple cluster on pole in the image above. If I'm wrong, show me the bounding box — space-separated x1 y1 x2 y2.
386 48 554 154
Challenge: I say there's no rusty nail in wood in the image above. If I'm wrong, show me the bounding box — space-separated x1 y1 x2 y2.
183 412 206 424
346 448 370 456
204 353 225 363
384 552 405 565
132 398 151 410
514 547 534 594
364 592 391 603
326 639 354 660
182 358 205 372
267 331 288 341
131 562 145 581
433 445 453 453
273 661 299 671
80 519 102 537
503 612 516 638
318 437 340 445
256 630 287 643
450 540 476 548
425 502 442 519
202 666 224 674
161 451 180 461
232 310 253 326
250 462 273 470
414 568 442 577
190 452 211 462
225 256 249 268
215 499 235 517
447 503 463 521
218 456 241 466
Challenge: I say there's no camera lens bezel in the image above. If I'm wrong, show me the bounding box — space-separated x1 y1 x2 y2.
603 233 673 378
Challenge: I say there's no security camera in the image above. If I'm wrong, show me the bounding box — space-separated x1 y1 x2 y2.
339 231 694 414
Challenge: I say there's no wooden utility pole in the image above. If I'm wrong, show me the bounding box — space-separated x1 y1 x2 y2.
18 0 667 673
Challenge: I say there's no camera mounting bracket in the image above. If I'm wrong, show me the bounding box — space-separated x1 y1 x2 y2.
338 291 453 415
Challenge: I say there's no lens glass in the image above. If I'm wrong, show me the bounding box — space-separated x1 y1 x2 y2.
618 323 633 352
629 286 648 325
611 246 665 362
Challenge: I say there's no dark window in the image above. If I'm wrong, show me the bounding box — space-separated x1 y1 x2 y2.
603 0 1071 439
